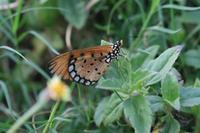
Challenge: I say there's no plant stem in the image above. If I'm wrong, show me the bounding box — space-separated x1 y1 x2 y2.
7 98 47 133
12 0 23 35
130 0 160 50
42 101 60 133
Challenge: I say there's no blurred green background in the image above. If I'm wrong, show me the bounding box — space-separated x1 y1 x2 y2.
1 0 200 132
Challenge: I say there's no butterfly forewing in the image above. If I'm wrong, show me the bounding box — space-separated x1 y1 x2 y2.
49 53 70 79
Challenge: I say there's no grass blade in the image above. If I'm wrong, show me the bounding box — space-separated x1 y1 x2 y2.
0 46 50 79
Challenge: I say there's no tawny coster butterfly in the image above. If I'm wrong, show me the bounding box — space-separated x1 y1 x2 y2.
49 40 123 86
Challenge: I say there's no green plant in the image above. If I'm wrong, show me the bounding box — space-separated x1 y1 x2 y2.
1 0 200 133
95 45 187 133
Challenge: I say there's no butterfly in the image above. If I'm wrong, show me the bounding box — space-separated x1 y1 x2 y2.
49 40 123 86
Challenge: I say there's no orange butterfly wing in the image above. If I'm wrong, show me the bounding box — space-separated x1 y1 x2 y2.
49 45 113 82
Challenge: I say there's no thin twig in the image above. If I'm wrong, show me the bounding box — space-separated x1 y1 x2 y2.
0 0 19 10
42 101 60 133
65 24 73 50
86 0 99 11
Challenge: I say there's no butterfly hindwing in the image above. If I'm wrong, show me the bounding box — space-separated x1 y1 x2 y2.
49 45 113 84
69 54 110 85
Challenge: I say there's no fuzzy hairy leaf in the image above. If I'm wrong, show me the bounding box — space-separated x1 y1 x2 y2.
131 45 159 71
184 47 200 69
162 114 180 133
161 73 180 110
146 45 183 85
94 93 123 126
124 95 152 133
146 95 165 112
180 87 200 107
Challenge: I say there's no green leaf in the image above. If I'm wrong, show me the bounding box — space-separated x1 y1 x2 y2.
130 69 156 91
100 40 113 46
180 87 200 107
124 95 152 133
169 19 185 44
130 51 149 71
96 78 124 92
180 10 200 24
148 26 181 34
194 78 200 87
58 0 87 29
97 57 130 92
184 47 200 69
162 114 180 133
161 73 180 110
94 93 123 126
162 4 200 11
131 45 159 71
94 97 109 126
150 0 160 15
0 81 12 113
146 95 165 112
131 69 153 84
145 45 183 85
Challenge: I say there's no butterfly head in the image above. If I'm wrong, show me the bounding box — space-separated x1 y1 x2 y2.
105 40 123 63
112 40 123 49
111 40 123 57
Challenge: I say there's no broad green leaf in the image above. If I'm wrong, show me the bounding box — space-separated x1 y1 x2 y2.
131 45 159 71
130 51 149 71
162 114 180 133
143 45 160 63
180 87 200 107
130 69 156 91
97 57 130 92
146 45 183 85
105 56 130 81
124 95 152 133
58 0 87 29
96 78 124 92
146 45 183 71
184 47 200 69
146 95 164 112
194 78 200 87
94 93 123 126
161 73 180 110
131 69 154 84
94 97 109 126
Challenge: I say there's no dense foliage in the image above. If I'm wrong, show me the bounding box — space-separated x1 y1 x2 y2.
1 0 200 132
